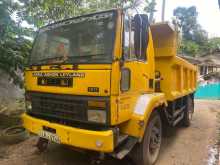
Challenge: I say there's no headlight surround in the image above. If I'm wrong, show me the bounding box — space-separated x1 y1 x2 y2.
87 109 106 124
25 92 32 111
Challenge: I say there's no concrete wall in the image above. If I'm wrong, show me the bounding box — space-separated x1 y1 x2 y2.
195 83 220 100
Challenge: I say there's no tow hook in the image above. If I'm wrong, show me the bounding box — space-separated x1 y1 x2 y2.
36 137 49 153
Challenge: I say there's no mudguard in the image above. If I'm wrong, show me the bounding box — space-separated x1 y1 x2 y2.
120 93 167 140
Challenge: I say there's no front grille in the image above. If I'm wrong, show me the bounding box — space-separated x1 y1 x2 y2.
27 92 110 127
29 92 88 122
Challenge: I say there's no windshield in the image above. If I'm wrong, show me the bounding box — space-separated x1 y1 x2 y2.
30 11 116 65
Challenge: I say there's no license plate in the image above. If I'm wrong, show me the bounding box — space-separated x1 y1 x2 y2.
39 130 60 144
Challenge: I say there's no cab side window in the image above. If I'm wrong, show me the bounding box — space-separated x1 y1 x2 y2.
123 14 136 60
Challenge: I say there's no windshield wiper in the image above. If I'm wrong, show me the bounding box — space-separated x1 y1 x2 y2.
31 53 107 65
68 53 105 59
38 56 67 64
39 56 64 61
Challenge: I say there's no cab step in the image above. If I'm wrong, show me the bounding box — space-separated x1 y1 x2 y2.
117 134 128 146
111 137 138 160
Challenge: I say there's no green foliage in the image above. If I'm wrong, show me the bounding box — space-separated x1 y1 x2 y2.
18 0 134 27
173 6 219 57
207 37 220 53
0 0 32 87
179 40 199 56
18 0 156 28
199 37 220 55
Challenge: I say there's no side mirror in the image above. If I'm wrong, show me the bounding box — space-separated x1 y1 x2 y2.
133 14 150 59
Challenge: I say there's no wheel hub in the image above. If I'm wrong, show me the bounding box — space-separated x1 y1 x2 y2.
149 124 161 154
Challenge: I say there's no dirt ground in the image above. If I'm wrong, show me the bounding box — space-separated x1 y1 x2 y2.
0 100 220 165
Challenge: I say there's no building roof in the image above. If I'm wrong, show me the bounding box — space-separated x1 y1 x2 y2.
179 55 201 65
179 53 220 67
203 72 220 80
199 54 220 67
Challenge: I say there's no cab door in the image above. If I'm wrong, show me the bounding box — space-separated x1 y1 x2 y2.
116 10 155 124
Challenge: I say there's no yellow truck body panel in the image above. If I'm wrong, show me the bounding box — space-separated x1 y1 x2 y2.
119 93 167 138
25 68 111 96
151 23 197 101
155 56 197 101
23 113 114 152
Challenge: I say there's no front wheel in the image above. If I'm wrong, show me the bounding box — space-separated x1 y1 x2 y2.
131 111 162 165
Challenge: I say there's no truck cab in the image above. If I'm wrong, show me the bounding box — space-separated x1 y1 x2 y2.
23 8 197 165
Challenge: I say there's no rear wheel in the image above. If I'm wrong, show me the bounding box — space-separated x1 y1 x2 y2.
181 96 194 127
131 111 162 165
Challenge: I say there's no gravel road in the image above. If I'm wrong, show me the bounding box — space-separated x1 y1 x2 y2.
0 100 220 165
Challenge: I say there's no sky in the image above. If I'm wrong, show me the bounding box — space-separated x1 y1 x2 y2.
19 0 220 38
153 0 220 37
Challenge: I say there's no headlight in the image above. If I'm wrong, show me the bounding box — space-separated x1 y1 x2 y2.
87 110 106 124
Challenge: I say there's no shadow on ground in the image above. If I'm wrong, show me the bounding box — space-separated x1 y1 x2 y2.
26 126 183 165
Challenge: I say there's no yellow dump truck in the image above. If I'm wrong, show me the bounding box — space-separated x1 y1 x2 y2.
22 9 197 165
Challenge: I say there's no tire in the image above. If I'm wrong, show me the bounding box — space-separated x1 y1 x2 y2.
1 125 29 144
181 96 194 127
0 115 22 129
131 111 162 165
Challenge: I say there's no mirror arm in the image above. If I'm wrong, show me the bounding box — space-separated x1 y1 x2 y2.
119 58 124 68
113 56 124 68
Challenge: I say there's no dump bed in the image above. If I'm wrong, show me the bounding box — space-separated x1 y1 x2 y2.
151 23 197 101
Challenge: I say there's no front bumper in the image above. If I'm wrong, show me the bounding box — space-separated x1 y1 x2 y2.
22 113 114 152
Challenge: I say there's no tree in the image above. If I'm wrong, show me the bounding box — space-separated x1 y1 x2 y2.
203 37 220 54
18 0 156 28
174 6 199 41
0 0 32 87
179 40 199 56
173 6 209 56
144 0 157 23
18 0 134 27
